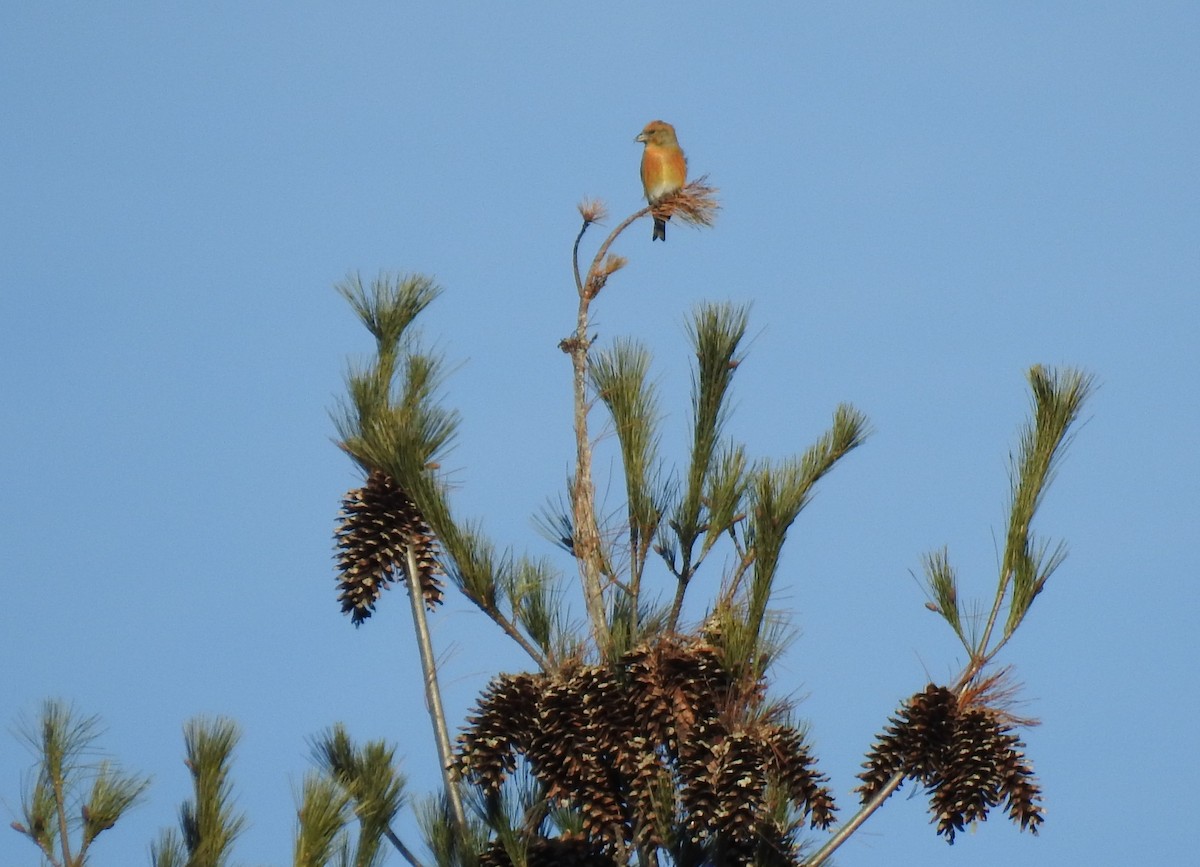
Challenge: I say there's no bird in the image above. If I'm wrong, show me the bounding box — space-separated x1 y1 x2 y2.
636 120 687 241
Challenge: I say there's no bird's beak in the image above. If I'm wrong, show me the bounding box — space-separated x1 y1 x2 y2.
635 133 647 143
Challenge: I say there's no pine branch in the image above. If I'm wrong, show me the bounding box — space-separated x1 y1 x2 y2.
974 366 1093 673
563 210 619 651
383 827 425 867
804 772 904 867
590 338 667 618
738 404 869 652
332 274 543 834
818 367 1090 864
308 725 416 867
403 544 469 837
667 302 750 629
294 774 351 867
175 718 245 867
12 701 149 867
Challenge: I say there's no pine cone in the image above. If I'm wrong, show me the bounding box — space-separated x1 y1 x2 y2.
334 470 443 624
712 732 765 847
626 742 670 850
763 724 837 830
931 707 1003 842
857 683 957 799
994 721 1044 835
678 735 720 845
458 672 541 793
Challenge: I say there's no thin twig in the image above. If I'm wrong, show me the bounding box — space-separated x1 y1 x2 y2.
384 827 428 867
567 204 654 652
572 219 588 297
583 208 649 298
626 533 655 634
569 280 611 650
35 835 62 867
569 185 718 644
975 565 1013 663
667 571 689 632
480 603 549 670
804 771 905 867
713 547 756 613
52 771 73 867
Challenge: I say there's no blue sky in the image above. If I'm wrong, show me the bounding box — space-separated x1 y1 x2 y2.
2 3 1197 865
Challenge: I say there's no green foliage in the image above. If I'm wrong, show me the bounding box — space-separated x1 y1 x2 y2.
295 775 353 867
1000 366 1093 638
334 271 460 490
333 270 551 672
671 302 750 585
150 717 246 867
336 271 441 364
149 829 187 867
10 699 149 867
742 404 870 645
920 366 1094 670
309 724 407 867
922 547 964 641
504 556 578 664
417 793 487 867
145 718 415 867
81 760 147 847
590 338 668 590
700 442 750 559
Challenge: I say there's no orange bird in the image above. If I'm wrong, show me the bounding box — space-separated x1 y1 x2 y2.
636 120 687 241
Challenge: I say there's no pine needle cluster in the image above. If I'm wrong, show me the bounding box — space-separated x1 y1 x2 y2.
10 701 150 867
151 718 245 867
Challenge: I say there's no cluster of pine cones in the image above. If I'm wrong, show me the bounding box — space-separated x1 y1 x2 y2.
857 683 1043 844
459 635 835 865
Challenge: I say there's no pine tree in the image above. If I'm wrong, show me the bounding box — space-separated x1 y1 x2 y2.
325 182 1090 865
6 171 1090 867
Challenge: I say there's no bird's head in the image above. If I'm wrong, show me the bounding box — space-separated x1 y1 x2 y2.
635 120 679 146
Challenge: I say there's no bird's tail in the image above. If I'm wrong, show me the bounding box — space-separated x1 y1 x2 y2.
652 216 667 242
